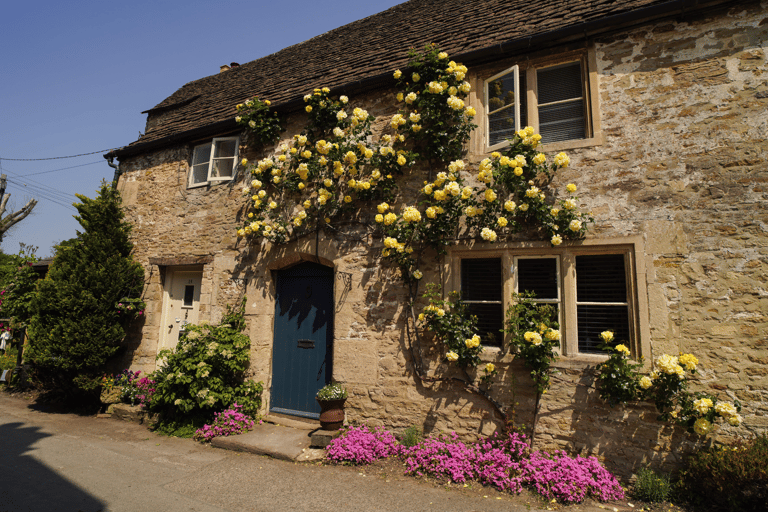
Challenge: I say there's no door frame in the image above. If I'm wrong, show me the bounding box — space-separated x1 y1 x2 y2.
269 261 335 419
158 265 204 357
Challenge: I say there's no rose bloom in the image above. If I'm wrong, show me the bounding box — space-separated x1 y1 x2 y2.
393 69 402 79
679 353 698 371
693 418 713 436
600 331 614 342
551 234 563 246
566 183 577 193
497 217 508 227
694 397 714 415
569 219 582 232
446 351 459 362
615 344 630 356
715 401 737 418
481 228 497 242
639 376 653 389
412 270 423 280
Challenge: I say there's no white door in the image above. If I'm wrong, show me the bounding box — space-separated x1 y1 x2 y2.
159 269 202 353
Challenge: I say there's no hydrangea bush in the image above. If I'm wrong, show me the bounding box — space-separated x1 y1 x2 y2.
150 299 263 419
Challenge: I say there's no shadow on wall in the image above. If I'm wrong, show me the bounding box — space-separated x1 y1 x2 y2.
562 368 708 479
0 421 106 511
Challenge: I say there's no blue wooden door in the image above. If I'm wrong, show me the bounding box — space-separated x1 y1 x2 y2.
271 262 333 419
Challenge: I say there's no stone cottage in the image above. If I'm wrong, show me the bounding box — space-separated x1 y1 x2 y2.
107 0 767 475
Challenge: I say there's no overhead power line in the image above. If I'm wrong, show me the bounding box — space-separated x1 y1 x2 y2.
0 148 118 161
13 160 104 177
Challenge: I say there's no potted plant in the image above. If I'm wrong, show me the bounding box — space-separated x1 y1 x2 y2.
316 382 348 430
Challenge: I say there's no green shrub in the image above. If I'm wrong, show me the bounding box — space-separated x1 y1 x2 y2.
399 425 423 447
677 434 768 511
27 183 144 395
149 299 263 422
632 466 671 503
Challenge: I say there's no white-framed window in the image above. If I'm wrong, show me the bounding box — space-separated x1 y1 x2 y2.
456 244 641 357
483 51 600 151
189 136 239 188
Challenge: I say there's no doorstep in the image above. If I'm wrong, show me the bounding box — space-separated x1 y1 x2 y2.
211 416 343 462
212 421 324 461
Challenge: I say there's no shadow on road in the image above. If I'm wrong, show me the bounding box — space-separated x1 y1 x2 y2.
0 421 106 512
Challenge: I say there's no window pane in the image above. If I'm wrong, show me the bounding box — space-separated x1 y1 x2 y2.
213 139 237 158
576 254 630 353
576 254 627 303
461 258 502 301
537 61 586 143
487 69 526 145
488 107 517 146
517 258 557 299
191 143 212 166
190 163 209 185
538 100 585 143
211 158 235 178
183 285 195 307
577 304 630 353
466 303 503 346
461 258 502 347
537 62 583 104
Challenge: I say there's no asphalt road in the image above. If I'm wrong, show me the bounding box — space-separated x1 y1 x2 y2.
0 393 544 512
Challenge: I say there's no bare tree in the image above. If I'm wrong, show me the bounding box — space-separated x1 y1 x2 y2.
0 174 37 244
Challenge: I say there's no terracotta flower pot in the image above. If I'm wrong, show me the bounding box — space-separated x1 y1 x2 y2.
317 398 346 430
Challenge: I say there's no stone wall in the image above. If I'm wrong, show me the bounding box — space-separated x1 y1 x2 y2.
117 1 767 478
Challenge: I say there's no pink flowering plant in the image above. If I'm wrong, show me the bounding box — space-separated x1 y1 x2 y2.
115 297 146 318
325 424 400 464
327 425 624 504
193 402 256 442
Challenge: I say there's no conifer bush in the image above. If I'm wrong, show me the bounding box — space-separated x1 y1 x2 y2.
27 183 144 395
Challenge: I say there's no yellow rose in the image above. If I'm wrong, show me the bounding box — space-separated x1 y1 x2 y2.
393 69 402 79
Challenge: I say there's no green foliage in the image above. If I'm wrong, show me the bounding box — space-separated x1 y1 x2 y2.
151 416 202 438
632 466 672 503
150 299 263 421
0 243 39 330
595 346 743 435
677 434 768 511
399 425 423 448
393 43 477 164
237 87 411 243
235 97 283 149
1 345 18 371
417 284 483 369
27 183 145 394
597 341 644 407
316 381 347 400
504 292 560 394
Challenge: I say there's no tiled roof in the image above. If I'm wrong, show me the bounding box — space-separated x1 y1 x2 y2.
112 0 724 157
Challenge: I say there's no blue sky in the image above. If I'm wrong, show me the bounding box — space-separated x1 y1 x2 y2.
0 0 404 257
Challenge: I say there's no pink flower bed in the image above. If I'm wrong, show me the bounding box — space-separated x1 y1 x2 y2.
326 426 624 504
193 403 255 442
